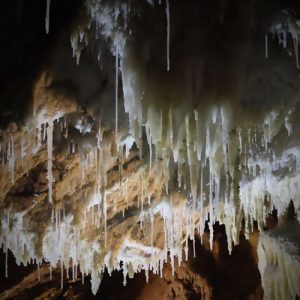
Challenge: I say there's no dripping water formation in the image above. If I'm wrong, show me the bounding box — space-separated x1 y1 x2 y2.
0 0 300 299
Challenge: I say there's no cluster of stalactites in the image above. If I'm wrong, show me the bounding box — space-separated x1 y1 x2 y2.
266 10 300 68
70 0 171 70
121 54 300 246
0 154 203 295
2 60 300 294
1 1 300 296
1 93 300 296
258 231 300 300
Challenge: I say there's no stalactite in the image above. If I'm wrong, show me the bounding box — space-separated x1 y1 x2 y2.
8 134 15 184
37 263 40 282
166 0 170 71
45 0 51 34
115 50 119 146
265 34 268 59
270 11 300 68
47 120 54 204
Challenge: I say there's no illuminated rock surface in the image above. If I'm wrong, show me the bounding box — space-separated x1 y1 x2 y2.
0 0 300 299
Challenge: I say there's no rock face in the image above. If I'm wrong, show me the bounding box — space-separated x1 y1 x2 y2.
1 0 300 299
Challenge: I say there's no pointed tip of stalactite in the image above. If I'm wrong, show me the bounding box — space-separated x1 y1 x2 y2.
45 20 49 34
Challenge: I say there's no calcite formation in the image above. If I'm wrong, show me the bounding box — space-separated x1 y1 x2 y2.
1 0 300 298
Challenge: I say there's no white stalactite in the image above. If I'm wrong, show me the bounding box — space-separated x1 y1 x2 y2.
47 120 54 204
166 0 170 71
115 50 119 145
45 0 51 34
8 134 15 184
